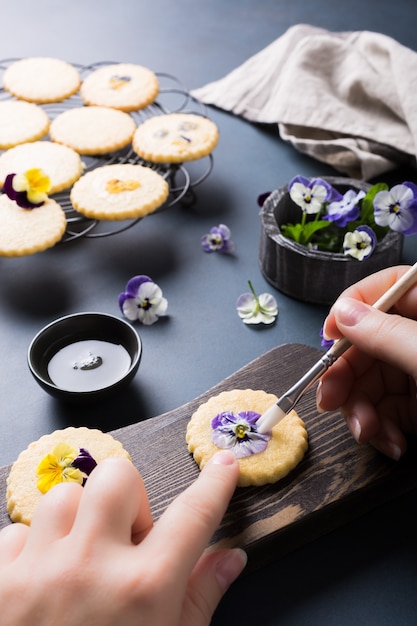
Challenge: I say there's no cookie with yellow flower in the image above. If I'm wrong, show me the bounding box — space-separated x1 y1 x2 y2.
70 163 169 220
80 62 159 112
3 57 81 103
186 389 308 487
0 141 83 194
6 427 131 525
0 168 67 257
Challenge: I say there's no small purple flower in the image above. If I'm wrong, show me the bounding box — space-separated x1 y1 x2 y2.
324 189 365 227
343 225 376 261
3 173 45 209
373 183 417 235
119 275 168 325
288 176 339 215
320 327 334 350
201 224 234 253
211 410 271 458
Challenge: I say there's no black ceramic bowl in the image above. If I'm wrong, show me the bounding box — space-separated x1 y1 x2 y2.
28 312 142 403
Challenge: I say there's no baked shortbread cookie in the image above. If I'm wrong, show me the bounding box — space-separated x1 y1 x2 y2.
80 63 159 112
132 112 219 163
3 57 81 103
7 426 131 525
186 389 308 487
0 141 83 193
70 163 169 220
49 105 136 155
0 194 67 256
0 100 50 149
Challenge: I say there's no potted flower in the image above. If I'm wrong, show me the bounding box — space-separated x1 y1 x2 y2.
259 176 417 305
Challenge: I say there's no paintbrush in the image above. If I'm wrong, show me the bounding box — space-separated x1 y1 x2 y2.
256 262 417 434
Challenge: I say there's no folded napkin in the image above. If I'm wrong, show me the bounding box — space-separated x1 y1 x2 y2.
191 24 417 180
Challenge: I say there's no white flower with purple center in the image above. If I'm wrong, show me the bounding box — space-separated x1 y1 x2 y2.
324 189 366 227
343 225 376 261
201 224 234 253
211 410 271 458
119 275 168 325
236 280 278 325
373 183 417 235
288 176 337 215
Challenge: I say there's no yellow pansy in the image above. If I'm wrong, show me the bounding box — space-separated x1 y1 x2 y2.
36 442 84 494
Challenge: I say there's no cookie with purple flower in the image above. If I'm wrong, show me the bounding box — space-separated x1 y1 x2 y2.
6 426 131 525
186 389 308 487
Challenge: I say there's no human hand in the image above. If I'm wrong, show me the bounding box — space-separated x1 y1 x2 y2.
317 265 417 460
0 452 246 626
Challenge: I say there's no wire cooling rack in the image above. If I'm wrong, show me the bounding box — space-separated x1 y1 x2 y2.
0 59 214 242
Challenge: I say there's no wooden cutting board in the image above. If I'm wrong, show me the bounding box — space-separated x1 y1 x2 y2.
1 343 417 573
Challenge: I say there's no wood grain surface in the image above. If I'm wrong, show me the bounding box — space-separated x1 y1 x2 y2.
1 343 417 573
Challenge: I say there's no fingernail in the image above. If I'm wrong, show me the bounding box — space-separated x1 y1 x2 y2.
333 298 372 327
347 416 362 442
216 548 247 592
211 450 236 466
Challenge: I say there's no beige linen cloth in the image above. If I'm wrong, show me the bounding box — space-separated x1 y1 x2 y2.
191 24 417 180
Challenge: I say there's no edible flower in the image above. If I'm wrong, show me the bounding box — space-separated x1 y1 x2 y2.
270 176 417 260
201 223 234 253
36 443 97 494
211 410 271 458
3 168 51 209
119 275 168 325
236 280 278 325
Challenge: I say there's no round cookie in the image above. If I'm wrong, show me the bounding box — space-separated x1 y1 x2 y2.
70 163 169 220
80 62 159 112
186 389 308 487
0 141 83 193
132 112 219 163
3 57 81 103
49 106 136 155
7 426 131 525
0 194 67 257
0 100 50 149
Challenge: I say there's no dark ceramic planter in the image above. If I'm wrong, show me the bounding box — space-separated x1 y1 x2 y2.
259 177 404 306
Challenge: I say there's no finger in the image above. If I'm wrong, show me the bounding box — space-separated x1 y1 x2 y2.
141 450 239 584
323 265 417 339
0 523 29 565
182 548 247 626
71 458 153 545
25 481 83 549
328 297 417 380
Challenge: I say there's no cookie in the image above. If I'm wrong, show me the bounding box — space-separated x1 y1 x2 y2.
7 427 131 525
0 141 83 193
70 163 169 220
0 194 67 257
0 100 50 149
132 112 219 163
80 63 159 112
186 389 308 487
49 106 136 155
3 57 81 103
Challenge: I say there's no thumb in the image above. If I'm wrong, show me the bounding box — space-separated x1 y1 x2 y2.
182 548 247 626
332 297 417 379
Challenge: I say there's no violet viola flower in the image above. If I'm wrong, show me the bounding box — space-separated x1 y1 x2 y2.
3 169 51 209
288 176 338 215
343 225 376 261
373 182 417 235
201 224 234 253
211 410 271 458
324 189 366 227
72 448 97 477
119 275 168 325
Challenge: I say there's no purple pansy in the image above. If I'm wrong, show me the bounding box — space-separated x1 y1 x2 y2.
201 224 234 253
119 275 168 325
72 448 97 476
211 410 271 458
324 189 366 227
373 182 417 235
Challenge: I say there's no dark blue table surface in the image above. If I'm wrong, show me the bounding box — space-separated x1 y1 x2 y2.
1 1 417 623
